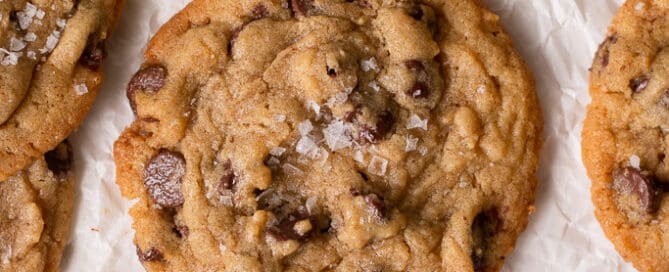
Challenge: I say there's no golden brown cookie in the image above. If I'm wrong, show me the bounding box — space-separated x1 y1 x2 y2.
114 0 542 271
583 1 669 271
0 0 123 181
0 141 74 272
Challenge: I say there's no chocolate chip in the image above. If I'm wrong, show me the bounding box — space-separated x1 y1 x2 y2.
404 60 425 72
471 209 502 272
45 141 73 180
597 35 618 67
268 209 313 241
408 81 430 99
143 150 186 208
630 74 650 93
217 159 236 193
289 0 313 17
137 247 164 262
359 110 395 143
350 187 362 196
612 167 660 215
407 6 424 20
79 36 106 70
173 224 190 238
364 193 387 218
252 4 269 19
327 67 337 78
127 65 167 114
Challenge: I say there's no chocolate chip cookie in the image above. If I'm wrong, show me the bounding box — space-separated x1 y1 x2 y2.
583 1 669 271
114 0 542 271
0 0 123 181
0 141 74 272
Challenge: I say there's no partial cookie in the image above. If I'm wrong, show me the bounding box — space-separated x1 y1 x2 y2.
583 1 669 271
0 0 123 181
0 141 74 272
115 0 541 271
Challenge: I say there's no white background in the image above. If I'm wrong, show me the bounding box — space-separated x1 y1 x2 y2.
61 0 634 271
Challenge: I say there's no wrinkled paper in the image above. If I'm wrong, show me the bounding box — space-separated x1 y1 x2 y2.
61 0 634 271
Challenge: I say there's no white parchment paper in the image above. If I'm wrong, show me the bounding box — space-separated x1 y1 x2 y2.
60 0 635 271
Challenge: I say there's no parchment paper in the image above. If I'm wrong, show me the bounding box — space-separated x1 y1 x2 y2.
60 0 634 271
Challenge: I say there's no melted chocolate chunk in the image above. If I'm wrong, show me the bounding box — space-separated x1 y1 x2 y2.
327 66 337 78
173 224 190 238
137 247 164 262
630 74 650 93
407 6 424 20
359 110 396 143
290 0 313 17
408 81 430 98
143 150 186 208
268 209 314 241
612 167 661 215
217 159 236 193
252 4 269 19
471 209 502 272
597 35 618 67
127 65 168 114
79 36 106 70
404 60 425 72
45 141 73 180
364 193 387 218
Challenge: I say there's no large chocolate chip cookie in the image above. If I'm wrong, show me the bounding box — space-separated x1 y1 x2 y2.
115 0 542 271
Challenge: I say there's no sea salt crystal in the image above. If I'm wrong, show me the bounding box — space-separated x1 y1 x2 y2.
306 100 320 114
368 156 388 176
361 57 379 72
635 2 646 10
406 114 428 130
26 51 36 60
0 49 20 66
354 150 365 163
17 3 37 30
40 30 60 54
305 196 318 215
73 83 88 95
273 114 286 122
458 181 468 188
219 243 227 255
476 85 486 94
418 146 428 156
629 155 641 169
269 147 286 157
405 136 419 152
282 163 303 176
323 121 353 151
9 37 26 51
35 9 45 20
56 18 67 28
296 136 319 158
2 244 11 264
368 80 380 92
24 32 37 42
298 120 313 135
266 156 280 167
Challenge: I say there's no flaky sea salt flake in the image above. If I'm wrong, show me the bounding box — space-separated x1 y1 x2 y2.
269 147 286 157
361 57 379 72
9 37 26 51
629 155 641 169
323 121 353 151
24 32 37 42
73 83 88 95
296 136 319 158
406 114 428 130
405 136 419 152
368 156 388 176
298 120 313 135
273 114 286 122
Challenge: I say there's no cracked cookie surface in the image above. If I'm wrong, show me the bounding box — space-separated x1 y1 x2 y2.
0 0 123 181
583 1 669 271
114 0 542 271
0 141 74 272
